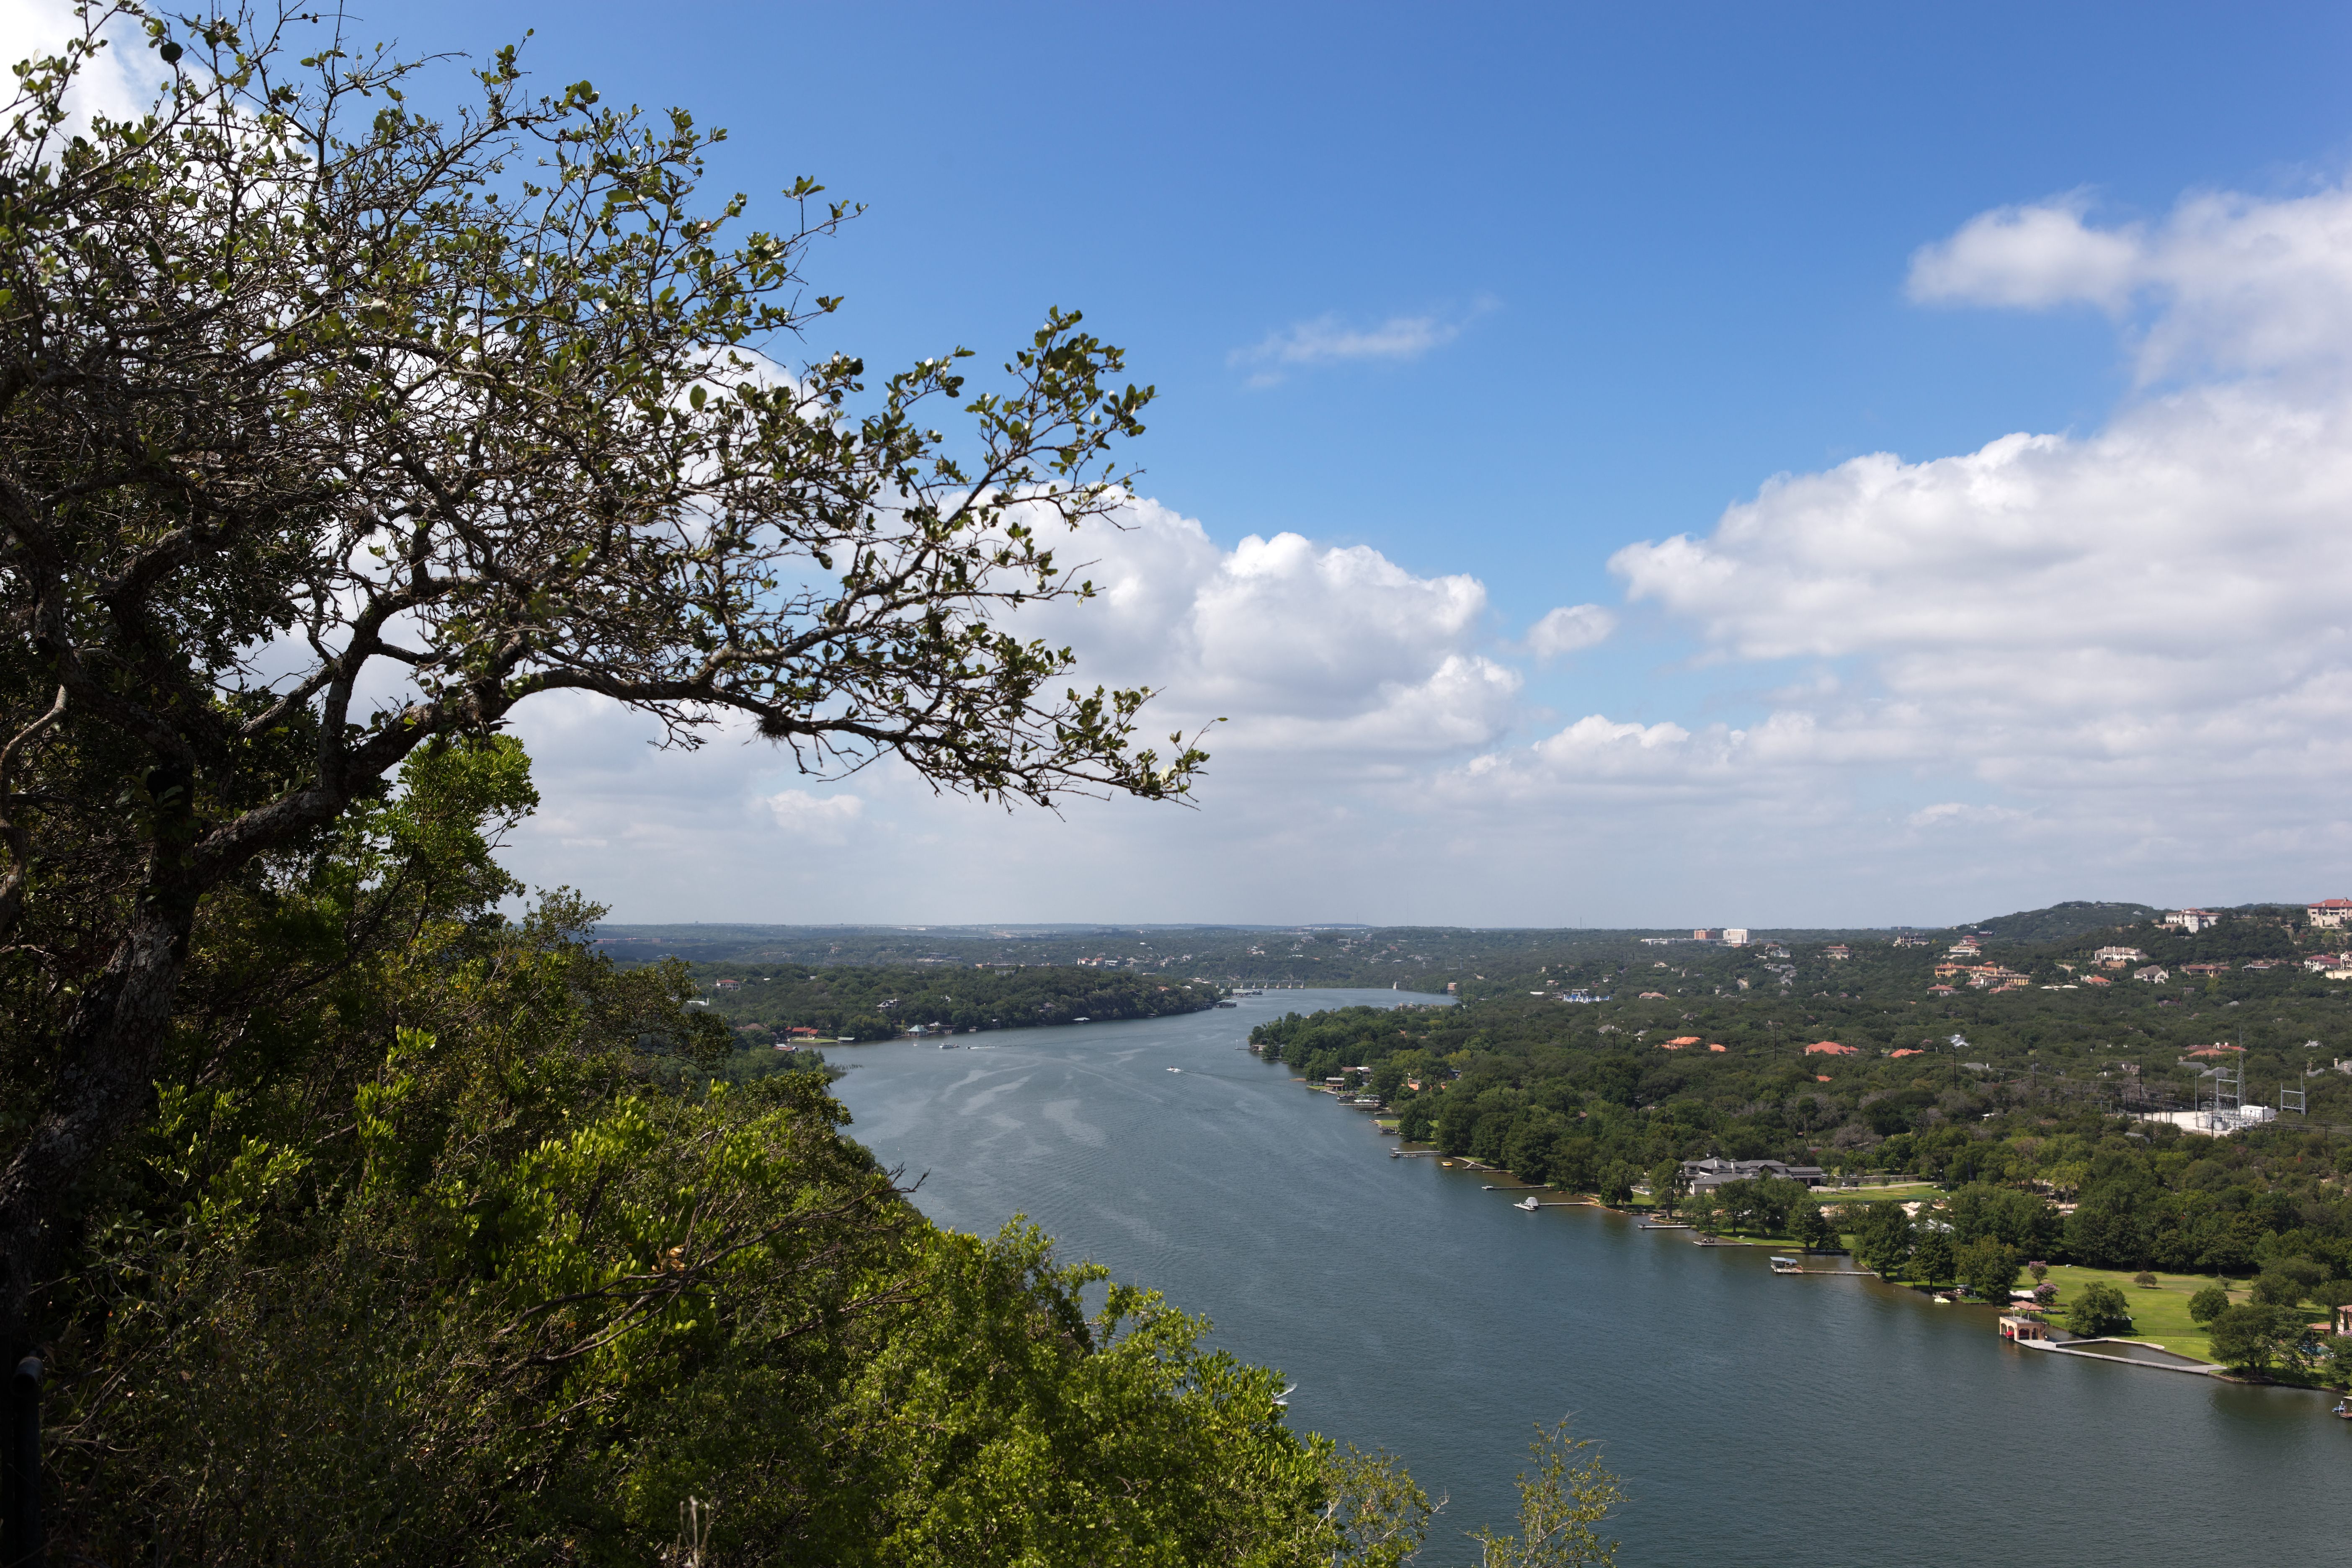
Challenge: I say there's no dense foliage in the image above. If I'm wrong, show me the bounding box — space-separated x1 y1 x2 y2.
686 962 1218 1042
1246 901 2352 1320
20 739 1447 1563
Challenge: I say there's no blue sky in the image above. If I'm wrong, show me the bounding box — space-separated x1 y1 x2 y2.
33 1 2352 925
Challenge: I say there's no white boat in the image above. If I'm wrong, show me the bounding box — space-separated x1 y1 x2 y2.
1516 1195 1541 1212
1166 1067 1181 1073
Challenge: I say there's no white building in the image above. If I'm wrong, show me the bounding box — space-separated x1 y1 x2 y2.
1723 928 1750 946
2311 899 2352 930
2138 1106 2277 1135
2164 908 2223 933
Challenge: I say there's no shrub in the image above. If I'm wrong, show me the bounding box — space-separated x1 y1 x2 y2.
2133 1271 2159 1288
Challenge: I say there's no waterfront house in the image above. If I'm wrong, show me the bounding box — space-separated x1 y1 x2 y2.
1681 1156 1828 1191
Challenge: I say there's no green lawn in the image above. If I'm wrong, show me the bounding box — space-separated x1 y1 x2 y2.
2027 1266 2339 1367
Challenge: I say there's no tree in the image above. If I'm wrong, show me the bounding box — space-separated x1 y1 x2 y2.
1468 1421 1622 1568
1647 1158 1683 1217
1956 1237 2020 1305
2251 1257 2326 1308
0 7 1204 1346
2188 1284 2231 1326
2206 1303 2303 1376
1856 1202 1914 1277
1598 1162 1637 1207
2064 1280 2134 1338
1913 1229 1957 1289
1792 1204 1836 1254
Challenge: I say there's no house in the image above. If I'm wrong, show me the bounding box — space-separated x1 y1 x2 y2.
1707 1043 1727 1052
1890 1047 1925 1058
2133 965 2171 983
2164 908 2223 933
1825 944 1852 961
1679 1157 1829 1191
2184 1044 2244 1059
1638 990 1669 1000
1929 985 1957 996
2083 975 2112 986
2093 946 2146 966
1662 1036 1701 1050
1804 1041 1859 1056
2310 898 2352 930
787 1026 823 1039
2179 962 2231 978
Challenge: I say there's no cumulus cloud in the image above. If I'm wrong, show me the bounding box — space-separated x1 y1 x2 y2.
500 178 2352 925
496 499 1534 919
1907 183 2352 382
1229 302 1490 386
1523 603 1617 659
1009 498 1521 758
1440 177 2352 908
766 790 863 842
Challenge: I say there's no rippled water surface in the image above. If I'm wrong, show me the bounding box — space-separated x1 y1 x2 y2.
832 989 2347 1564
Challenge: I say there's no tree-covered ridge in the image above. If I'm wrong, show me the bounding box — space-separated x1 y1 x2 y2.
20 737 1455 1561
689 962 1220 1042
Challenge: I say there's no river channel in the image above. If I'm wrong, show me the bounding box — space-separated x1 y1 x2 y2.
830 988 2346 1564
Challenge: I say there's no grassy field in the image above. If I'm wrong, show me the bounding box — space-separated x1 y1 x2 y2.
2033 1266 2235 1363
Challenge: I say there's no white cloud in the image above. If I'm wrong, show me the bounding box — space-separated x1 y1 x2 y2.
766 789 863 842
1008 498 1520 758
1524 603 1617 658
1906 183 2352 383
1425 178 2352 912
0 0 168 137
1228 303 1490 386
1906 193 2142 312
502 178 2352 926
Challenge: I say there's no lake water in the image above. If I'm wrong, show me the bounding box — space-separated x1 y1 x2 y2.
832 988 2347 1565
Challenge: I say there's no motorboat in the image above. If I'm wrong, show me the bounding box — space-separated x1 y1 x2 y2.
1516 1195 1541 1212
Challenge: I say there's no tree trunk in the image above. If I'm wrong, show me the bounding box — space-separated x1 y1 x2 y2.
0 900 192 1348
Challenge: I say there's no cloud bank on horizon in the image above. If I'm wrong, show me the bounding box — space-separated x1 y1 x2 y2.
510 180 2352 925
